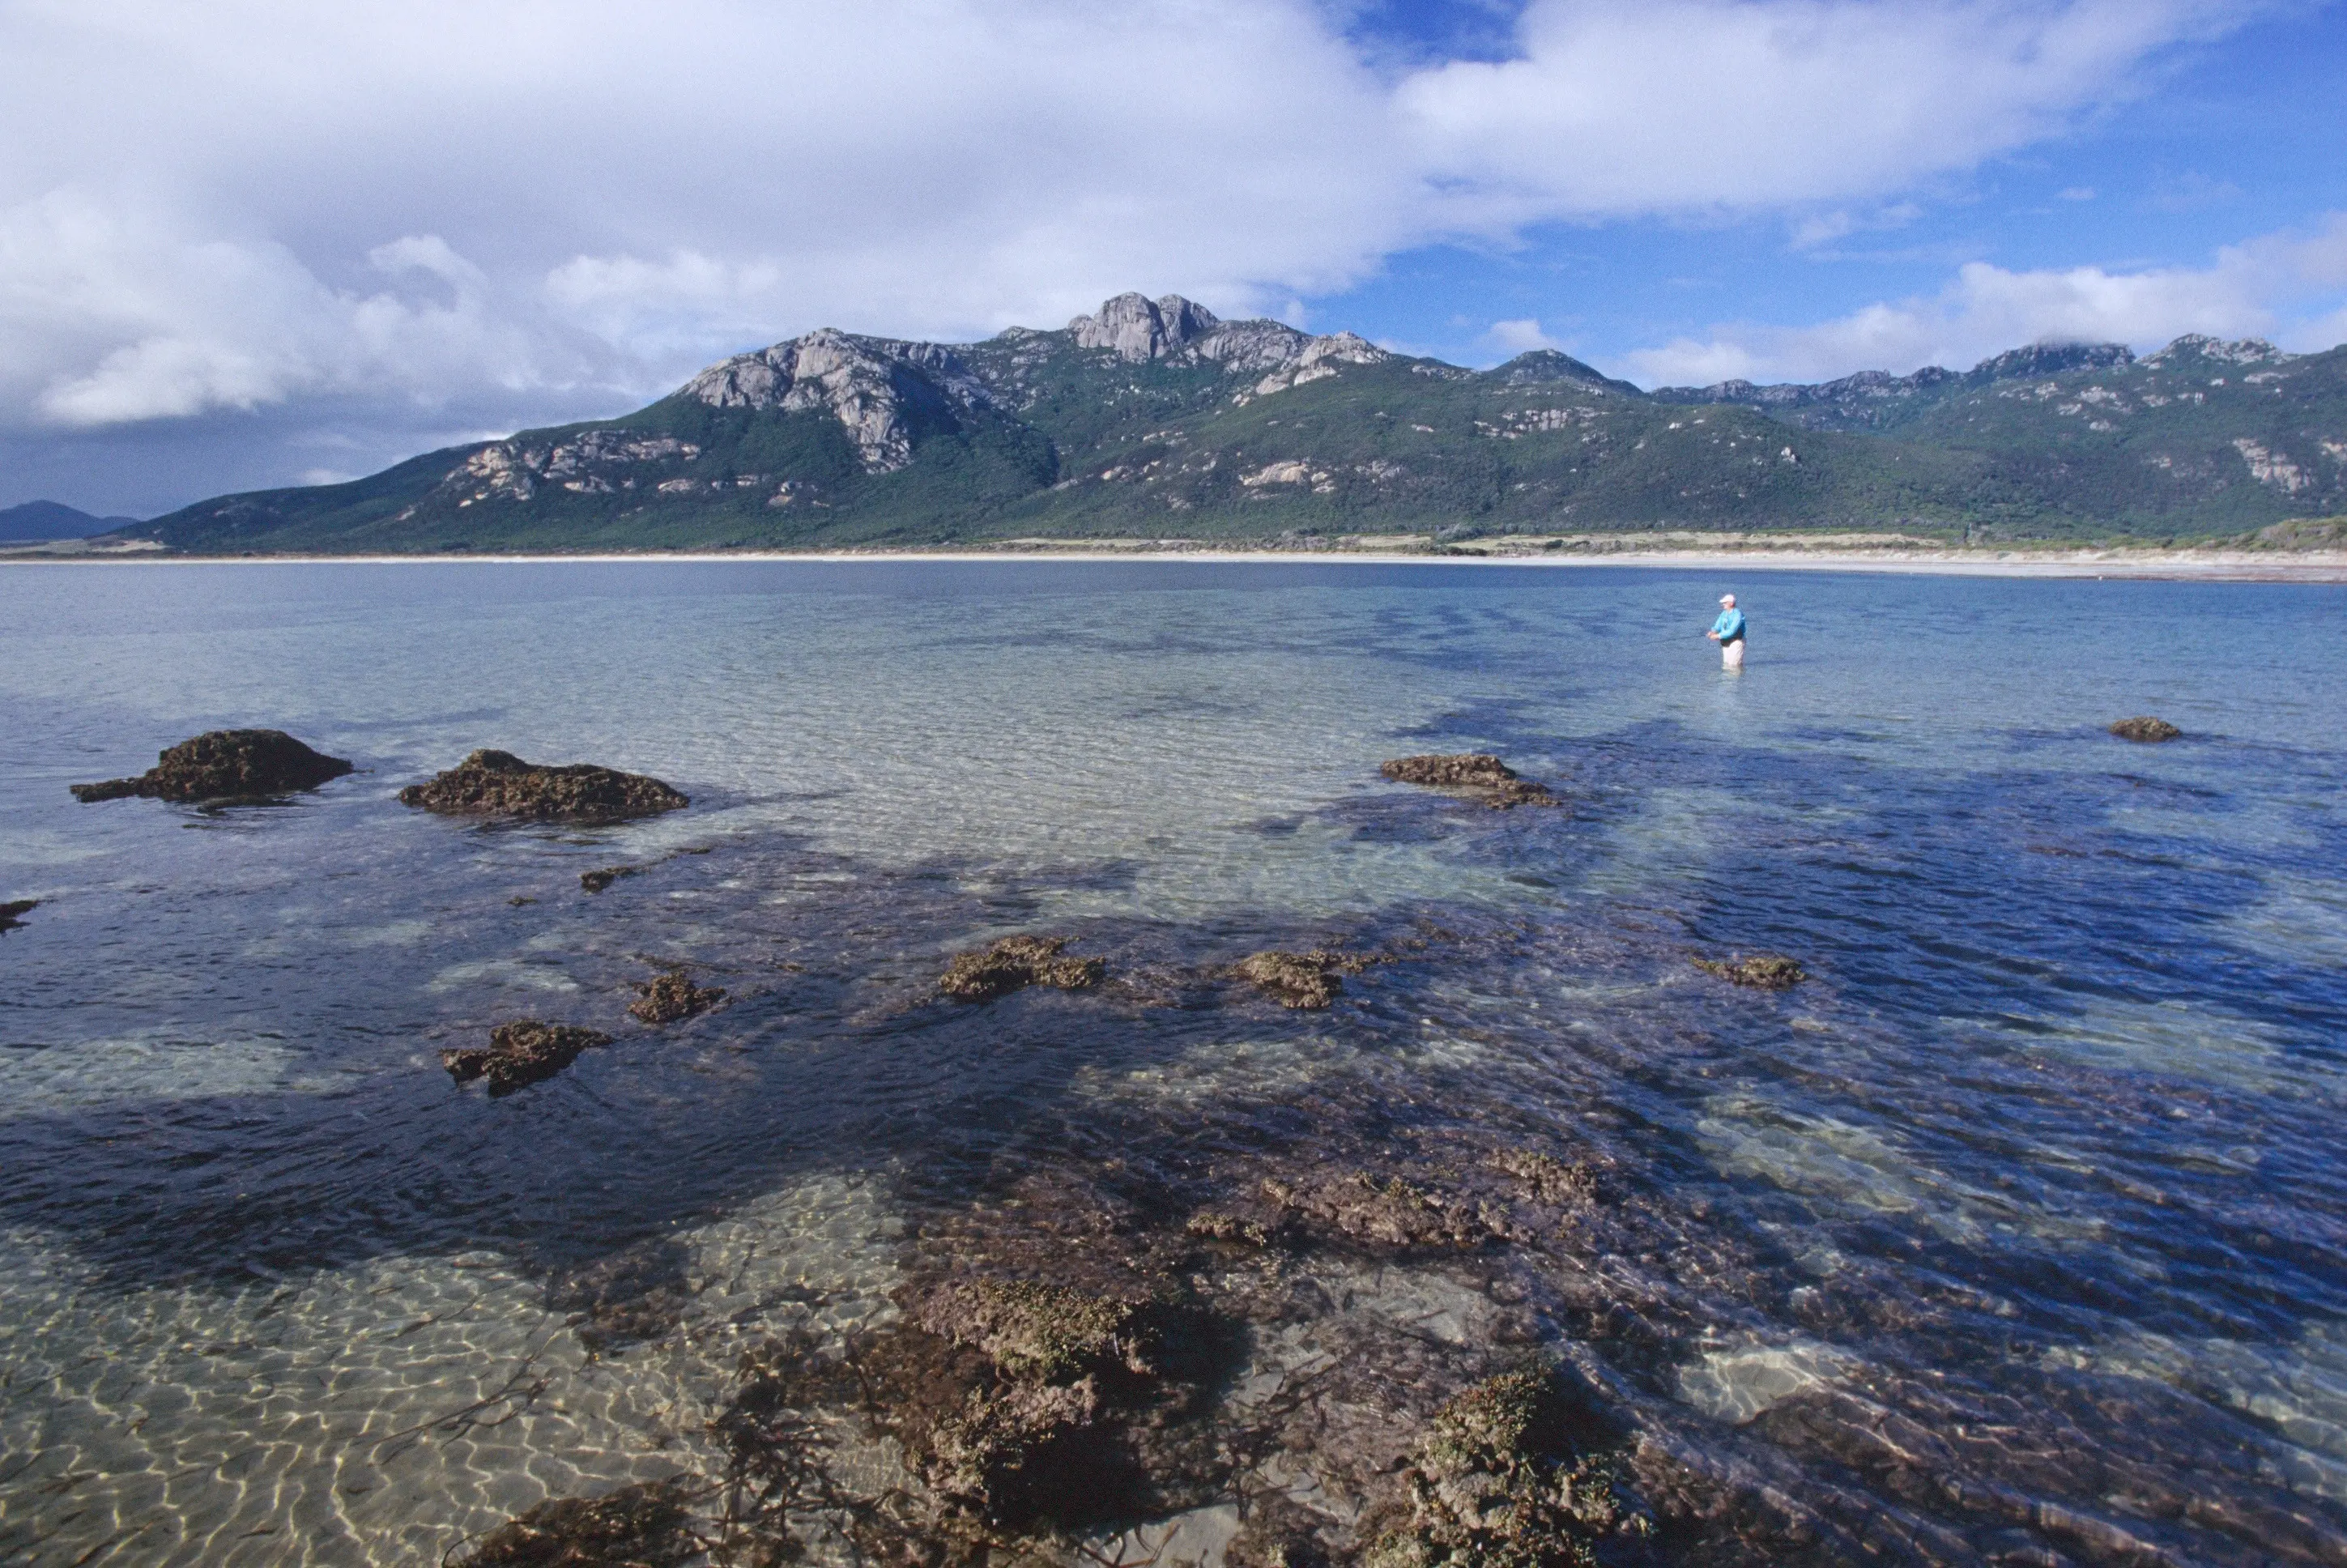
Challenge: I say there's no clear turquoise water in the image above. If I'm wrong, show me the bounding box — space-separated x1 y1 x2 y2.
2 560 2344 1564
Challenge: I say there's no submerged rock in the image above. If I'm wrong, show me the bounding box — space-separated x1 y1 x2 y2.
1380 754 1561 810
550 1240 694 1351
850 1277 1168 1528
628 969 726 1025
580 864 637 893
2111 715 2183 743
399 748 688 824
0 899 34 934
1365 1369 1642 1568
939 935 1104 1001
921 1278 1152 1383
1236 948 1374 1009
1260 1172 1511 1251
1693 953 1806 990
1484 1149 1601 1208
441 1020 612 1095
70 729 353 804
450 1476 698 1568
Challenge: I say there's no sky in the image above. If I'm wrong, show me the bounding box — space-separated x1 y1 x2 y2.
2 0 2344 516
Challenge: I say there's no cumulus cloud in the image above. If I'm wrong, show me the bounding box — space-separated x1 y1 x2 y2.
1485 318 1562 354
1619 212 2347 385
0 0 2298 505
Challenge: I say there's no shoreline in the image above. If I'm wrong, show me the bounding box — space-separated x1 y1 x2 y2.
6 539 2347 581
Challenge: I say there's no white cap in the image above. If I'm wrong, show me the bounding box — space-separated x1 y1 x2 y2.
1719 594 1735 603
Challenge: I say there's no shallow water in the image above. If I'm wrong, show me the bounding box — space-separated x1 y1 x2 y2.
2 560 2344 1565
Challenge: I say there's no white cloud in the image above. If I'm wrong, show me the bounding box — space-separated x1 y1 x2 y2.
0 0 2293 483
1619 212 2347 386
1394 0 2258 219
1486 317 1561 353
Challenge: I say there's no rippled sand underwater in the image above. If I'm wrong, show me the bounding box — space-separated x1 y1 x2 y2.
2 560 2344 1566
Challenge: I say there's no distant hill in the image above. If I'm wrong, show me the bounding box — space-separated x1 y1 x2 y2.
0 501 138 543
131 293 2347 553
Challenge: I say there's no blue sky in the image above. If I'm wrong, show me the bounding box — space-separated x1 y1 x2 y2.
1 0 2342 515
1324 1 2347 377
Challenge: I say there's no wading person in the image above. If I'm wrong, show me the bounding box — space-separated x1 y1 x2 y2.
1706 593 1746 670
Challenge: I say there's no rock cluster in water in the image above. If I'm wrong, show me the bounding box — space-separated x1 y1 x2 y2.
1693 952 1806 989
1380 754 1561 810
0 899 34 934
628 969 726 1025
1365 1368 1642 1568
70 729 354 804
449 1476 697 1568
1237 948 1376 1009
399 749 688 824
441 1020 612 1095
2110 715 2183 743
939 935 1104 1000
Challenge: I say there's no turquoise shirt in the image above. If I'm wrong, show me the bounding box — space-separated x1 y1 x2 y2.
1711 607 1746 642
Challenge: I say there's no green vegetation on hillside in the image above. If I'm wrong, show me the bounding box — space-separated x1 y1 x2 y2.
132 300 2347 554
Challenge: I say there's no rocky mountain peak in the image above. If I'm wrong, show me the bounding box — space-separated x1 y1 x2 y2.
1067 292 1224 361
2144 334 2293 368
1968 341 2134 382
680 329 991 473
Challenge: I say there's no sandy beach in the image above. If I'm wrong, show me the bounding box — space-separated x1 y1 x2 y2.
8 535 2347 580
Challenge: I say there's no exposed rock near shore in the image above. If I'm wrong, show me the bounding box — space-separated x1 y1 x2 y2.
1365 1368 1642 1568
0 900 34 934
1693 953 1806 990
398 749 688 824
1237 948 1375 1009
939 935 1103 1000
440 1020 612 1095
1380 754 1561 810
450 1477 697 1568
2111 715 2183 742
70 729 353 804
628 969 726 1025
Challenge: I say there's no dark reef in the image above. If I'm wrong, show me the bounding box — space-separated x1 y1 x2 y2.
449 1476 699 1567
939 935 1105 1001
1692 953 1806 990
399 749 688 824
441 1020 613 1095
628 969 727 1025
70 728 353 804
1379 755 1561 810
1235 949 1376 1010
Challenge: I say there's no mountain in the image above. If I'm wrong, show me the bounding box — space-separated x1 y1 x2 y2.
132 295 2347 553
0 500 138 543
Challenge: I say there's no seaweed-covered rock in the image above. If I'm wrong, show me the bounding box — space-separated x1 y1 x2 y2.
1185 1210 1271 1246
919 1279 1151 1383
1484 1150 1601 1208
2111 716 2182 743
70 729 353 804
399 749 688 824
450 1476 698 1567
1693 953 1806 990
628 969 727 1025
1365 1370 1641 1568
441 1020 612 1095
939 935 1103 1001
1260 1172 1511 1251
1236 949 1373 1010
0 899 34 934
850 1280 1158 1526
580 865 637 893
1380 754 1560 810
